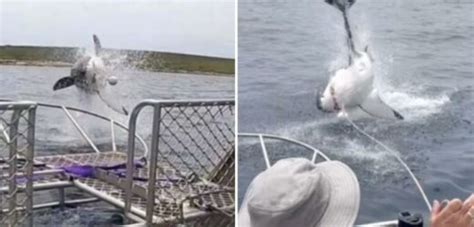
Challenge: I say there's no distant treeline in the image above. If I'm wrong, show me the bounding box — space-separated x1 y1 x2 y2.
0 45 234 76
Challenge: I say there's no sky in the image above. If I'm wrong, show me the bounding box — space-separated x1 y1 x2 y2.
0 0 235 58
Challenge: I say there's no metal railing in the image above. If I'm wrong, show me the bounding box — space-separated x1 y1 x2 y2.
238 133 330 167
0 101 37 227
124 99 235 225
0 99 148 156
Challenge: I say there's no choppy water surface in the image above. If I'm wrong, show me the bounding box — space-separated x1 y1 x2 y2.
0 65 234 225
238 0 473 223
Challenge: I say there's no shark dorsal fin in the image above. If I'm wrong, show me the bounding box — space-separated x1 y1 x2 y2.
93 34 102 56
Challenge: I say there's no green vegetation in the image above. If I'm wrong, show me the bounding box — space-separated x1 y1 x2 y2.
0 45 234 76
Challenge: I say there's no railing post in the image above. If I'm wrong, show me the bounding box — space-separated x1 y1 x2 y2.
61 106 100 153
25 106 36 227
8 110 20 226
146 104 161 224
58 188 65 209
110 120 117 152
124 103 145 222
258 135 271 169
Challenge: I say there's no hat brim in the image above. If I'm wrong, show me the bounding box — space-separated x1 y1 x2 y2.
315 161 360 227
238 160 360 227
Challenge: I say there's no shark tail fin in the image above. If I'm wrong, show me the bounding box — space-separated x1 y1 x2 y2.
53 76 75 91
93 34 102 55
358 89 404 120
325 0 356 12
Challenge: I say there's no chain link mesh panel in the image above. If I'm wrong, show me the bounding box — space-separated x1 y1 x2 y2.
0 102 36 227
125 100 235 225
155 101 234 183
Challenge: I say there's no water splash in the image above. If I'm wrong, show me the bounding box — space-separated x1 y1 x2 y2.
282 8 452 180
273 118 409 184
381 90 450 120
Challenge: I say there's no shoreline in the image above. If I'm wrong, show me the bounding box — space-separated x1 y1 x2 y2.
0 59 234 77
0 45 235 76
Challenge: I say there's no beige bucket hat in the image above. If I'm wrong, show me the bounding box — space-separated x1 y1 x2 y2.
239 158 360 227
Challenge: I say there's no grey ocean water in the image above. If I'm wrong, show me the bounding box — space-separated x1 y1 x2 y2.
0 65 234 225
238 0 473 224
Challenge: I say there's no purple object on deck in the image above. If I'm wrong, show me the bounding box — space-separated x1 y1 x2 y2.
62 165 96 178
10 158 149 184
61 158 146 179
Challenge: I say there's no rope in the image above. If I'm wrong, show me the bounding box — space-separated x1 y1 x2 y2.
345 116 432 211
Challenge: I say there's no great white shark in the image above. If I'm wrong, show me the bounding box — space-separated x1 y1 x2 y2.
316 0 403 120
53 35 128 115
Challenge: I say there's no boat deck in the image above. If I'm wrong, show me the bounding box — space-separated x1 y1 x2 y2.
33 151 234 224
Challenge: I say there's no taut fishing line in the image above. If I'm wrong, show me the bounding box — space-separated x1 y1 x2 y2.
345 115 432 211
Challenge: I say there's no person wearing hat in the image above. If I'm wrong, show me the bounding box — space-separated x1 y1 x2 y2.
239 158 360 227
238 157 474 227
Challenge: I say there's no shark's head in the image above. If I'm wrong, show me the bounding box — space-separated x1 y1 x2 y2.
316 82 340 113
85 56 108 87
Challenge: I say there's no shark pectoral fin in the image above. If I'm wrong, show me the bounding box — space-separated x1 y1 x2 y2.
53 77 75 90
358 90 404 120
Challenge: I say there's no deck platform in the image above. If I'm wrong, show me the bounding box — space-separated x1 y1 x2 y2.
1 99 235 226
33 151 234 225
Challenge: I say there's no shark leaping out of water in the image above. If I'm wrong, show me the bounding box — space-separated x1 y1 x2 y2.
316 0 403 120
53 35 128 115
